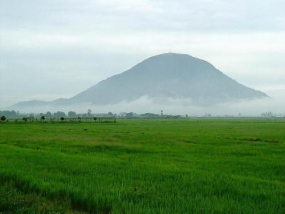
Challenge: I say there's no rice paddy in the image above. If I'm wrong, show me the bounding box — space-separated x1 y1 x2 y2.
0 118 284 213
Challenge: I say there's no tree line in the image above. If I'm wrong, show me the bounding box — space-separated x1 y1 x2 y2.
0 110 81 118
0 110 18 117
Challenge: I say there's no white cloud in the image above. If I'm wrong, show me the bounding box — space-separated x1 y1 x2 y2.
99 0 155 13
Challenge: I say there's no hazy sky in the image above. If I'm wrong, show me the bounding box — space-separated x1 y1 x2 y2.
0 0 284 110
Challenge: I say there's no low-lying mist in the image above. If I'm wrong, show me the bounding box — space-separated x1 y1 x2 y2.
12 95 284 117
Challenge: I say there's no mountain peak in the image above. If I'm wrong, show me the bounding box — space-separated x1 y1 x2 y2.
68 53 268 105
11 53 269 108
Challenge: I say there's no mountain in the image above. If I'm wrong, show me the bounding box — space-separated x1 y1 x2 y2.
11 100 50 108
12 53 268 108
66 53 268 105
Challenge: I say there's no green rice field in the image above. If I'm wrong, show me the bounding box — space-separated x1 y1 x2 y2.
0 118 284 213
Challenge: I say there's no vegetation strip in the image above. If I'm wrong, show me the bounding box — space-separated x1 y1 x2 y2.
0 119 284 213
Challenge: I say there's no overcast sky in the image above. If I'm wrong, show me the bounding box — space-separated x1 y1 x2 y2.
0 0 284 110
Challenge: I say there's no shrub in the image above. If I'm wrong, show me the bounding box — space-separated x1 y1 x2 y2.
1 115 6 121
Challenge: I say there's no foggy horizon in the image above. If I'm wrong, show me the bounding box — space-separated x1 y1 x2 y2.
3 95 284 118
1 1 284 113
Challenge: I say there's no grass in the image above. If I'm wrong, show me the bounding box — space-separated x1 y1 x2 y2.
0 118 284 213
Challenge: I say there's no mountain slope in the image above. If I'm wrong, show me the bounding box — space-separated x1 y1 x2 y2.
11 53 268 108
67 53 268 105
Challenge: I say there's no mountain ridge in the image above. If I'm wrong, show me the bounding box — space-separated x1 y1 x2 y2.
11 53 269 108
